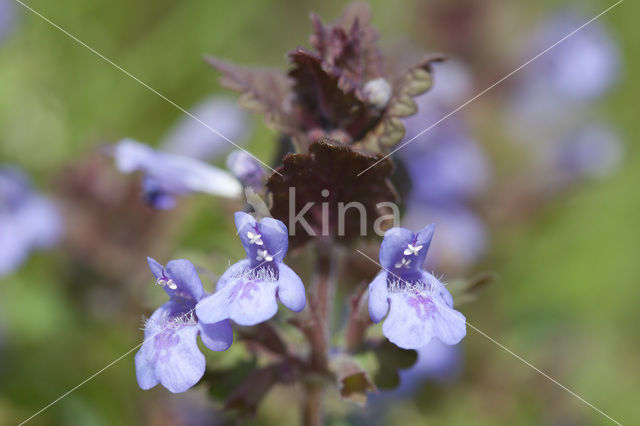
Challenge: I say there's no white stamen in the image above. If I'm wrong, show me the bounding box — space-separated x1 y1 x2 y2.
394 257 412 269
256 249 273 262
157 278 178 290
403 244 423 256
247 231 264 245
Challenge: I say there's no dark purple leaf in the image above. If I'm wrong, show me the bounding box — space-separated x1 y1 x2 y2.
266 139 398 249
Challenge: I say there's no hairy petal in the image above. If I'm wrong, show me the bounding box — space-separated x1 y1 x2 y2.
423 271 453 308
216 259 251 291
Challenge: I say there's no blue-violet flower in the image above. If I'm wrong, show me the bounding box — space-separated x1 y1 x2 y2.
368 224 466 349
161 97 249 161
196 212 306 326
0 167 62 277
226 150 266 190
135 258 233 393
113 139 242 209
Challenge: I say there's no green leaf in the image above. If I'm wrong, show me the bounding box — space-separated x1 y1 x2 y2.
204 359 257 401
331 354 378 406
358 339 418 390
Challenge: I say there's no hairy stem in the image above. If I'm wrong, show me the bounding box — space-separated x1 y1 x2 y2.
303 240 339 425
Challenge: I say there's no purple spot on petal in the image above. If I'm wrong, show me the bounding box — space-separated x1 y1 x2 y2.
239 281 259 300
407 294 435 321
229 280 260 301
153 329 181 362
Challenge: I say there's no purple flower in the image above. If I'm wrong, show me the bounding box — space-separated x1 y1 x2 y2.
368 225 466 349
0 167 62 277
196 212 306 326
0 0 16 42
529 12 620 102
226 150 266 190
399 59 490 209
555 122 622 181
383 339 462 398
135 258 233 393
506 11 620 140
113 139 242 209
400 120 489 206
395 60 489 271
400 339 462 386
161 97 250 161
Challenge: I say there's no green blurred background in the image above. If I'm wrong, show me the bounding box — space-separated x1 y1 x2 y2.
0 0 638 425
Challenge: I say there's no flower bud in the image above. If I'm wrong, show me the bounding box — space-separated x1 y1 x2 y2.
226 150 266 190
363 78 393 109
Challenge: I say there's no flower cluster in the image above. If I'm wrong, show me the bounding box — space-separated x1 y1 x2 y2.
130 3 471 404
136 213 306 392
506 10 622 183
1 0 629 423
136 207 467 395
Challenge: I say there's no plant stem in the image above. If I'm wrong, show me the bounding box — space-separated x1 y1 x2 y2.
303 379 325 426
303 240 339 425
310 241 337 369
344 284 371 352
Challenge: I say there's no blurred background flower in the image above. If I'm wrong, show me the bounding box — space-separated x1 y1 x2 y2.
398 60 490 273
0 167 62 277
0 0 16 42
161 97 250 161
